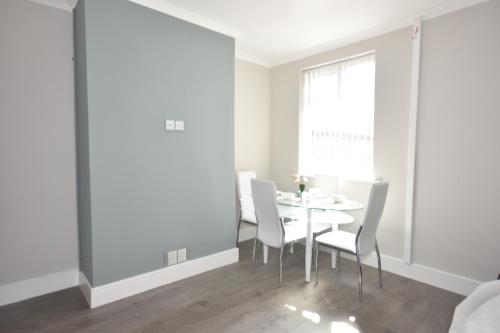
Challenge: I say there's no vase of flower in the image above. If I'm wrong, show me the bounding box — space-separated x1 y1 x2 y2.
292 174 309 199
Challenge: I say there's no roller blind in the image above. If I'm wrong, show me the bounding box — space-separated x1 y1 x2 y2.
299 53 375 180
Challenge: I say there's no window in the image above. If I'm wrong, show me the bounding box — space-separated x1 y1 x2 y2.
299 53 375 180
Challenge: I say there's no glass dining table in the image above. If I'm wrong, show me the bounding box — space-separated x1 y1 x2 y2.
263 194 365 283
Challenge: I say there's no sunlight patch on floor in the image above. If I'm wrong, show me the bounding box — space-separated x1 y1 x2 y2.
331 321 360 333
302 310 321 324
283 304 320 324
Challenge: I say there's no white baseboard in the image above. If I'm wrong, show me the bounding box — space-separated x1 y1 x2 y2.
0 246 478 309
259 240 479 296
238 224 256 243
80 247 239 308
336 251 481 296
0 269 79 307
78 271 92 306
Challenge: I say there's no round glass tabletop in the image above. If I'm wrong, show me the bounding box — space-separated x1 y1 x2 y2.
277 196 364 211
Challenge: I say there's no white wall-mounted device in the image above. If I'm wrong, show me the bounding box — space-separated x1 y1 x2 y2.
165 120 175 131
175 121 184 131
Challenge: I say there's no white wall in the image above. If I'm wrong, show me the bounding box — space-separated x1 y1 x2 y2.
413 0 500 282
1 0 497 305
269 0 499 287
235 59 271 179
270 28 412 259
0 0 78 287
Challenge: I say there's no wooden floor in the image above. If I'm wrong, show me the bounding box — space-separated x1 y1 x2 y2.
0 241 463 333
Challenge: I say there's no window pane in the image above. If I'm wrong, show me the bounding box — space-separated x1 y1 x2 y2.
299 53 375 180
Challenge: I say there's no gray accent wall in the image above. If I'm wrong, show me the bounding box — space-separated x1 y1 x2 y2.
75 0 236 286
0 0 78 285
74 0 93 284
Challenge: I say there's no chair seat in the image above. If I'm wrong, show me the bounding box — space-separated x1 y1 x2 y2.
284 221 331 234
315 230 357 254
283 224 307 243
311 211 354 225
241 212 257 224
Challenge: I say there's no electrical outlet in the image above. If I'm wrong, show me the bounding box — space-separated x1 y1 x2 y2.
167 250 177 266
178 248 187 263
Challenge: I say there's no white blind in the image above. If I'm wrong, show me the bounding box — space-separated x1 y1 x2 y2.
299 53 375 180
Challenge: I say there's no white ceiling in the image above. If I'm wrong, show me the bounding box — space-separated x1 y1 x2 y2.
31 0 487 67
134 0 487 67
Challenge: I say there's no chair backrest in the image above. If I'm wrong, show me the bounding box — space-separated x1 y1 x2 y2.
237 171 257 223
314 174 338 196
251 179 284 248
356 182 389 256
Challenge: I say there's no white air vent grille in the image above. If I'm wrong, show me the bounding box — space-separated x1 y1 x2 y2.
178 248 187 263
167 250 177 266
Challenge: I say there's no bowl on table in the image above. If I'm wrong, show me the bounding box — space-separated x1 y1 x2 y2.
333 194 347 203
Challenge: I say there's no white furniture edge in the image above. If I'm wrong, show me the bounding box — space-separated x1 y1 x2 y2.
79 247 239 308
0 268 79 307
334 250 481 296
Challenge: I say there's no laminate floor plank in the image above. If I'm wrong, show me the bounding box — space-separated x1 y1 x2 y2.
0 241 463 333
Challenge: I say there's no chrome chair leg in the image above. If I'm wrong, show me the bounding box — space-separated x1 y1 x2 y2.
279 244 285 288
236 213 242 246
312 233 318 267
375 241 382 289
252 237 257 274
315 241 319 284
356 253 363 301
255 239 260 259
337 250 341 272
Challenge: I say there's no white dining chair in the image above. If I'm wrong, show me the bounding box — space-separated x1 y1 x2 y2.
250 179 309 287
311 174 355 267
236 171 257 244
283 213 345 260
314 182 389 301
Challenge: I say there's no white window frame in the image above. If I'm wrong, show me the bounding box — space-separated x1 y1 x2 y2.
298 51 376 181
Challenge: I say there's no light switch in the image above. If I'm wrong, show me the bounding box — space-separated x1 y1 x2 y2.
175 121 184 131
165 120 175 131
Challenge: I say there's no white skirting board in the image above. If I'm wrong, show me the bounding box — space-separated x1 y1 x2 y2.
0 246 479 308
331 250 482 296
0 269 79 307
79 247 239 308
242 237 480 296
